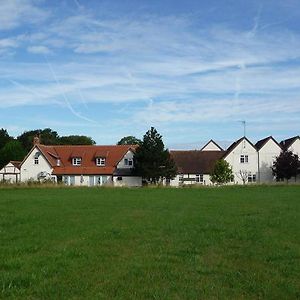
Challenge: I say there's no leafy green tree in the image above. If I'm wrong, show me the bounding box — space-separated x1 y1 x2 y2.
17 128 60 152
0 128 12 150
0 140 26 169
210 159 234 185
117 136 142 145
272 150 299 182
134 127 177 184
59 135 95 145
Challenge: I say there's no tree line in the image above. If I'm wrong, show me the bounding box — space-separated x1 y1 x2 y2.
0 128 95 169
1 126 298 184
0 127 177 184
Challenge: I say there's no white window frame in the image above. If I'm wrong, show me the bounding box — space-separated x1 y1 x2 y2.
124 158 133 166
72 157 82 166
34 158 39 165
240 155 249 164
248 174 256 183
196 174 204 183
96 157 106 166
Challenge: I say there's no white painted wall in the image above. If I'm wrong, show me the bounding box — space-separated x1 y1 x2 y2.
20 147 53 182
113 176 142 187
258 139 281 183
288 138 300 156
0 162 20 183
202 141 221 151
169 174 213 186
224 138 258 184
62 175 112 186
117 150 135 168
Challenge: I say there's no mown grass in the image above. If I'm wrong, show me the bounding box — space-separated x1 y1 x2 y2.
0 186 299 299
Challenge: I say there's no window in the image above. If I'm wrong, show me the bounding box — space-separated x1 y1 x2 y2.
248 174 256 183
117 176 123 181
196 174 204 183
240 155 249 164
124 158 133 166
34 152 40 165
63 176 69 185
179 175 184 183
72 157 82 166
96 157 106 166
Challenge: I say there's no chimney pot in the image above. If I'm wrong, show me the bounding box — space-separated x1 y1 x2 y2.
33 136 40 145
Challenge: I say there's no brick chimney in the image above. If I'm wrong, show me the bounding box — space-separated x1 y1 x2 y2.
33 135 40 145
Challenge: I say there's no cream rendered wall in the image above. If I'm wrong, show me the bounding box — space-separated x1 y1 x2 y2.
117 150 135 168
113 176 142 187
20 147 53 182
258 140 281 183
202 141 221 151
169 174 212 186
288 139 300 156
62 175 112 186
0 162 20 183
224 139 258 184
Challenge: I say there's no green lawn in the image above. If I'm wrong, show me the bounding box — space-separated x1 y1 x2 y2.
0 186 299 299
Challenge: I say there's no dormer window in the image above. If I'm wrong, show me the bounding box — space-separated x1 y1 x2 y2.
96 157 106 166
124 158 133 166
72 157 82 166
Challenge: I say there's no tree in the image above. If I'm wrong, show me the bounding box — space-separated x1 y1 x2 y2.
272 150 299 182
0 140 26 169
0 128 12 150
17 129 95 151
59 135 95 145
238 169 249 185
117 136 142 145
134 127 177 184
210 159 233 185
17 128 60 152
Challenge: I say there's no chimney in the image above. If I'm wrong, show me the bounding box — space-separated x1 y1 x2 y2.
33 135 40 145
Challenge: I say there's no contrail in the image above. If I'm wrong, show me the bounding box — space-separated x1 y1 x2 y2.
43 55 97 124
249 5 263 37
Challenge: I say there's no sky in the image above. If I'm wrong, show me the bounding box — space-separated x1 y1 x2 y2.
0 0 300 149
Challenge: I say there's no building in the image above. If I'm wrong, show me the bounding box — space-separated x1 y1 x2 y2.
280 136 300 156
255 136 282 183
6 134 299 187
19 139 142 187
0 161 21 183
169 149 224 186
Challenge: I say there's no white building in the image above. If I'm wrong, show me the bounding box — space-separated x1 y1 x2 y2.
223 137 258 184
20 139 142 187
255 136 282 183
280 136 300 156
169 140 224 186
0 161 21 183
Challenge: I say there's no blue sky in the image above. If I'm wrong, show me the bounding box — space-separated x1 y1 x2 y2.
0 0 299 149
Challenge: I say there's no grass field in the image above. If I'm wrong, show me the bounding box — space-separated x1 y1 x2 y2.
0 186 299 299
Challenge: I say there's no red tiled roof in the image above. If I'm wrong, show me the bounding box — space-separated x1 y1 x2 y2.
36 144 135 175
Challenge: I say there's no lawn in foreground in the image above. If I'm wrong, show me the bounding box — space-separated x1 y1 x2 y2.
0 186 299 299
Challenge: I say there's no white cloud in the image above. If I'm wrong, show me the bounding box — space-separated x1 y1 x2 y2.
27 45 51 54
0 0 49 31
